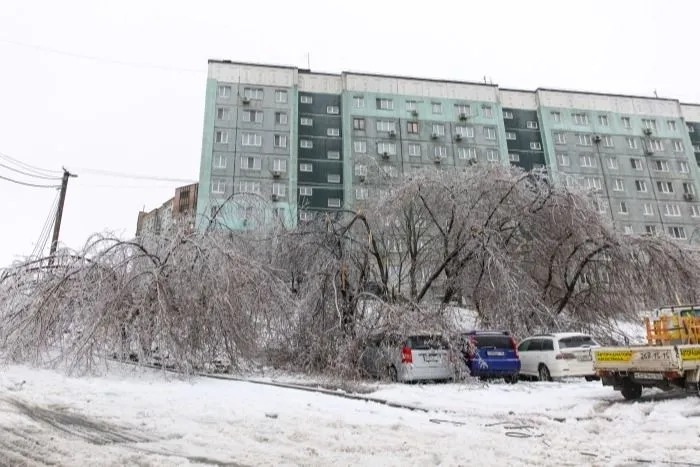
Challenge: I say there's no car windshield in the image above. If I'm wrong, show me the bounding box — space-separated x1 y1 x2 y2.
406 335 449 350
558 335 597 349
467 334 512 349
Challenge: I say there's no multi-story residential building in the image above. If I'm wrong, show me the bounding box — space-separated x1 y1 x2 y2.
136 183 199 237
197 60 700 242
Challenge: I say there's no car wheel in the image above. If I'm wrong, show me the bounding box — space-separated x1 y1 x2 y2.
479 376 488 382
585 376 596 382
620 380 643 400
504 374 519 384
387 365 398 382
538 364 552 382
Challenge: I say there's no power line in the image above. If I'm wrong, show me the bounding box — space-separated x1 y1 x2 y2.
30 191 60 259
0 162 63 180
0 174 61 189
0 151 63 176
0 38 205 74
71 167 196 184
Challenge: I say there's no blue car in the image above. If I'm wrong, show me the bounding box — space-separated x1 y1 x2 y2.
461 331 521 384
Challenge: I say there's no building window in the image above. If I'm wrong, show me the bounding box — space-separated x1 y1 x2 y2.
383 166 398 178
621 117 631 129
673 140 684 152
551 111 561 122
486 150 498 162
354 140 367 153
557 153 569 166
584 177 602 190
484 127 497 140
274 134 288 148
694 144 700 152
555 133 566 144
664 204 681 217
328 174 341 183
432 124 445 136
692 206 700 217
275 112 288 125
645 225 657 235
679 161 690 173
272 183 286 197
683 182 696 195
353 118 365 131
327 128 340 137
653 160 670 172
580 154 595 168
300 95 313 104
619 201 628 214
668 226 686 239
300 117 313 126
607 156 618 169
406 100 418 111
376 98 394 110
455 104 471 116
240 156 261 170
458 147 477 160
407 121 419 134
578 134 592 146
630 158 643 170
211 179 226 194
688 123 695 133
509 153 520 162
647 139 664 152
327 105 340 114
432 102 443 114
216 107 231 120
377 120 396 132
215 130 229 144
613 179 624 191
299 163 313 172
603 136 614 147
642 119 657 130
328 198 341 208
668 120 677 132
353 96 364 108
635 180 648 192
530 142 542 150
434 146 447 158
408 143 421 157
482 106 493 118
272 159 287 172
624 225 634 235
242 110 263 123
599 115 609 126
377 142 397 155
238 181 261 194
455 126 473 138
355 187 368 200
218 85 231 98
275 90 288 103
299 187 312 196
300 139 313 149
643 203 654 216
213 154 227 169
503 110 514 119
243 88 263 100
327 150 340 160
573 113 589 125
299 210 313 221
355 165 368 176
506 131 516 140
527 121 538 129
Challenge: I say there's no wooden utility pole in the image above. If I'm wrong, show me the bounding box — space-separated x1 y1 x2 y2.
48 168 77 266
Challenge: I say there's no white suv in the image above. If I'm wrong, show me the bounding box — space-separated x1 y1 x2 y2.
517 333 600 381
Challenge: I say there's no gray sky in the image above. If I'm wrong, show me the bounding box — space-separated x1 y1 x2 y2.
1 0 698 266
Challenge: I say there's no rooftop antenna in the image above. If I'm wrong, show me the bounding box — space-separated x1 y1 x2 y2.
653 89 658 98
306 52 310 70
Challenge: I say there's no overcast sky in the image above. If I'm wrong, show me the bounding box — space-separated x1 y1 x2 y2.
1 0 699 266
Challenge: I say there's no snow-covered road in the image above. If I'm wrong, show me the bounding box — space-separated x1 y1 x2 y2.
0 364 698 466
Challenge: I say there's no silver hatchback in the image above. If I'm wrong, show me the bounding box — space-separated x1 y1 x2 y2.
359 332 454 383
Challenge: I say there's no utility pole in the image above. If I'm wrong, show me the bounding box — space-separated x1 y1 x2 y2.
48 167 77 266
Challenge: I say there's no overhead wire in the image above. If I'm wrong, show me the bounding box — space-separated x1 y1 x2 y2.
30 190 60 260
0 151 62 177
0 174 61 189
70 167 196 184
0 162 62 180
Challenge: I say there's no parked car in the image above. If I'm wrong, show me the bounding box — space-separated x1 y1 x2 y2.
359 332 454 383
460 331 520 384
517 332 601 381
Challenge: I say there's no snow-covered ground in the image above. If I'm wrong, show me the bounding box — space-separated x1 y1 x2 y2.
1 363 698 467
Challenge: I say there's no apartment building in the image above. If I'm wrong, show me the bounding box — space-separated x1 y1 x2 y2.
197 60 700 242
136 183 199 237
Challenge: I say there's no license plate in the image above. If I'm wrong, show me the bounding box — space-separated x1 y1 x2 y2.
636 350 673 361
635 372 664 380
423 353 439 363
577 354 592 362
487 351 504 357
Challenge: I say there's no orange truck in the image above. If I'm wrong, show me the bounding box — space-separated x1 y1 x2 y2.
592 305 700 400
